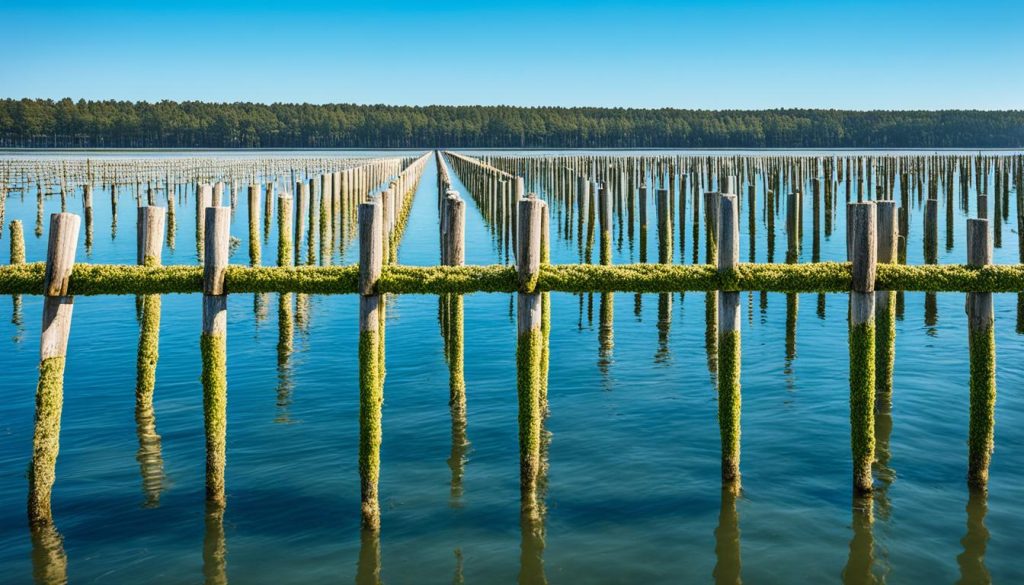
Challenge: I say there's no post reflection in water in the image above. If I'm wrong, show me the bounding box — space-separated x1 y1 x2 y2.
441 293 469 505
519 430 550 585
276 293 294 423
203 503 228 585
655 293 672 365
598 292 614 379
355 527 383 585
784 293 798 379
30 522 67 585
956 489 991 585
842 494 879 585
713 487 741 585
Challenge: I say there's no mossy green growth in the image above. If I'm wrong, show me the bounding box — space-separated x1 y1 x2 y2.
447 295 466 413
967 324 996 488
874 291 896 399
849 318 876 492
136 294 161 404
876 263 1024 292
200 333 227 507
3 261 1024 297
705 292 718 374
540 292 551 416
10 220 25 264
516 326 543 490
0 262 45 294
718 329 741 484
28 356 67 525
378 265 517 295
226 265 359 294
358 328 383 529
249 221 261 267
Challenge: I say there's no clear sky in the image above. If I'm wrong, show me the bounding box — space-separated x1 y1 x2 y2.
2 0 1021 109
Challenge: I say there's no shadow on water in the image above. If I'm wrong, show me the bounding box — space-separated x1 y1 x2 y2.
956 489 991 585
30 522 67 585
713 487 741 585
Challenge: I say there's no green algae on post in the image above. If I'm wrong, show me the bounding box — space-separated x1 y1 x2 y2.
966 218 995 488
28 356 68 525
849 317 876 492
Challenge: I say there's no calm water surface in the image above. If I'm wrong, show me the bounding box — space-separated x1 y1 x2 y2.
1 150 1022 584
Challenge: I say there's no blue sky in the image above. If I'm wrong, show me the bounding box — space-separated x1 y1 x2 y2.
2 0 1021 109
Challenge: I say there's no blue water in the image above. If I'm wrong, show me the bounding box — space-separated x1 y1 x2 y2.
1 151 1023 584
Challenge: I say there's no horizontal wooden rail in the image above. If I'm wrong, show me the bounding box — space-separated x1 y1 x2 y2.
4 261 1024 296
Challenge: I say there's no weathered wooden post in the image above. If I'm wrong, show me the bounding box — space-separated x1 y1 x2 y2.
599 185 612 265
358 201 384 531
83 184 94 253
656 188 671 264
28 212 81 525
516 197 544 493
705 191 721 374
248 184 260 266
295 181 309 265
196 183 213 259
136 205 167 507
966 219 995 488
201 206 231 509
10 219 25 326
875 202 897 400
638 183 648 263
849 202 877 493
442 191 468 502
717 194 741 489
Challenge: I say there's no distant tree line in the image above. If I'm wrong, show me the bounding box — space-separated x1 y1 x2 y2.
1 98 1022 148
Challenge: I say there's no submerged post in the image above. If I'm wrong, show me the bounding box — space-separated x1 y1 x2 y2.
717 194 741 489
848 202 877 493
201 206 231 509
516 197 544 492
28 212 81 525
966 219 995 488
358 201 384 531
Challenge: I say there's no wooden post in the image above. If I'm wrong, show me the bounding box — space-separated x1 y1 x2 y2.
848 202 877 493
717 194 741 489
358 201 384 531
924 197 938 263
966 219 995 488
201 206 230 509
875 201 897 400
516 197 544 492
656 188 671 264
28 212 81 525
10 219 25 326
295 181 308 266
278 192 293 267
248 184 260 266
83 184 94 252
638 184 648 263
196 183 212 259
599 185 612 265
443 192 468 501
